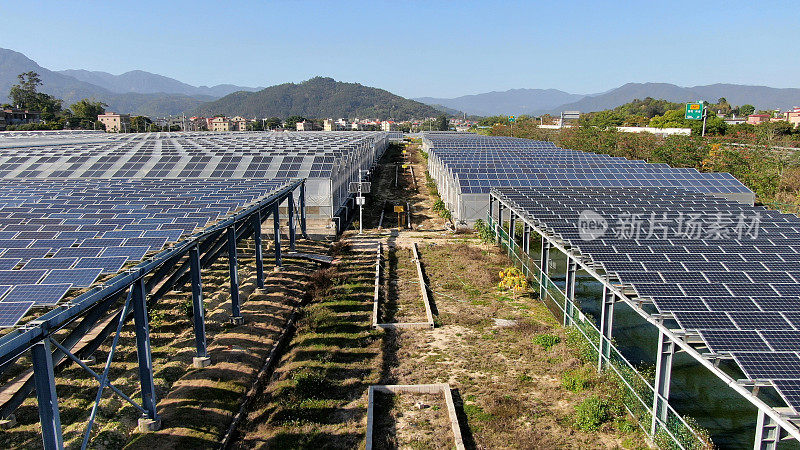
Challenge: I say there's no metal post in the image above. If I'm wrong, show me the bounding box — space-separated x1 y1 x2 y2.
273 202 282 268
523 223 531 254
497 204 504 245
564 257 577 326
539 240 550 302
598 285 614 371
488 196 493 223
288 194 296 251
132 278 160 427
227 226 242 323
32 339 63 450
300 180 307 238
189 246 209 365
651 331 675 436
755 409 781 450
509 211 516 250
252 212 264 289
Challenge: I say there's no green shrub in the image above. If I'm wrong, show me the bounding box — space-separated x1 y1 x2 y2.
532 333 561 351
291 368 332 400
474 219 493 243
561 367 591 392
574 394 611 431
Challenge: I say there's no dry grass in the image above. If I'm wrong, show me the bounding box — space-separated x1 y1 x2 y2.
372 392 452 449
230 243 382 448
381 242 648 449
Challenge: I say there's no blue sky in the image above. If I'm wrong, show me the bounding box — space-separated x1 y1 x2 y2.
0 1 796 98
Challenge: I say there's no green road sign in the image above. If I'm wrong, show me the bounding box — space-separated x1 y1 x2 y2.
685 103 704 120
509 115 515 123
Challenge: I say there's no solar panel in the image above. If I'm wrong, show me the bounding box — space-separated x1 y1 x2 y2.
0 270 46 285
700 330 771 352
101 246 149 261
23 257 78 270
41 268 102 288
0 258 21 270
3 283 72 305
733 353 800 379
53 247 104 258
74 256 128 273
0 301 34 327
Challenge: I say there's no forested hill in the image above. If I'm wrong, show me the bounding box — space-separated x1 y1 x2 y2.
193 77 443 119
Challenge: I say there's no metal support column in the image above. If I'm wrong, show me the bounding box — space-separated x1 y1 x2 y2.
300 180 308 238
523 224 531 254
496 203 504 245
598 285 614 371
252 212 264 289
189 246 208 364
227 226 242 323
488 196 493 223
32 339 63 450
509 211 516 250
273 202 282 268
755 409 781 450
288 194 296 251
132 278 160 426
539 240 550 302
564 257 577 326
651 331 674 436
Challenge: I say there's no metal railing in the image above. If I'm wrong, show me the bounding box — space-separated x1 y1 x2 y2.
487 215 710 449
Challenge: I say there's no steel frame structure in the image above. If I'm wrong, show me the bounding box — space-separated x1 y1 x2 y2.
0 179 308 450
488 189 800 449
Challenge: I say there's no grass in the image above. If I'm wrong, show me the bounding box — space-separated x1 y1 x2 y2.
232 242 382 448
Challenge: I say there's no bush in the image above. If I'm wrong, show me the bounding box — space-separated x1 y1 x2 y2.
561 367 591 392
532 333 560 351
474 219 493 243
574 395 612 431
291 367 332 400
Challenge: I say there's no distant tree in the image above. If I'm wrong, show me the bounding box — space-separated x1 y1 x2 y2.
130 116 152 132
436 115 449 131
70 99 107 120
8 72 63 121
264 117 282 129
285 115 306 129
739 104 756 116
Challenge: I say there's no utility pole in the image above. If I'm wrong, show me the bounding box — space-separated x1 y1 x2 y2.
701 102 708 137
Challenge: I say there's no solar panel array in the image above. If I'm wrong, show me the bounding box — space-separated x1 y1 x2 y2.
0 178 293 326
495 186 800 413
0 131 387 180
425 134 751 196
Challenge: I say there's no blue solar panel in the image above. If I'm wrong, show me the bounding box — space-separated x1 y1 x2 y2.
74 256 128 273
1 248 51 260
53 247 104 258
101 246 149 261
0 301 34 327
41 268 102 288
23 257 78 270
3 283 72 305
0 270 46 285
0 259 21 270
0 285 11 299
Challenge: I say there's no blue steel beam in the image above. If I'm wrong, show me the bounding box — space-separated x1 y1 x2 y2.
273 203 282 268
132 278 158 421
252 212 264 289
288 193 296 251
227 226 241 320
300 180 308 238
32 339 62 450
189 246 207 358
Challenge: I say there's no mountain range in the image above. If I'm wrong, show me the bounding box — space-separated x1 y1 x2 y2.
3 46 800 119
415 83 800 116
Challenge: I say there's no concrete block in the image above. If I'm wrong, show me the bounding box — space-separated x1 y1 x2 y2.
192 356 212 368
230 316 245 325
137 416 161 432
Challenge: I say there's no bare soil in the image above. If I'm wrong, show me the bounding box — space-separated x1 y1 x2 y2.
373 391 452 450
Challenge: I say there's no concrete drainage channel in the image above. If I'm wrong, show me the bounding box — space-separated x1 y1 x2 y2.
372 242 435 330
365 384 466 450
